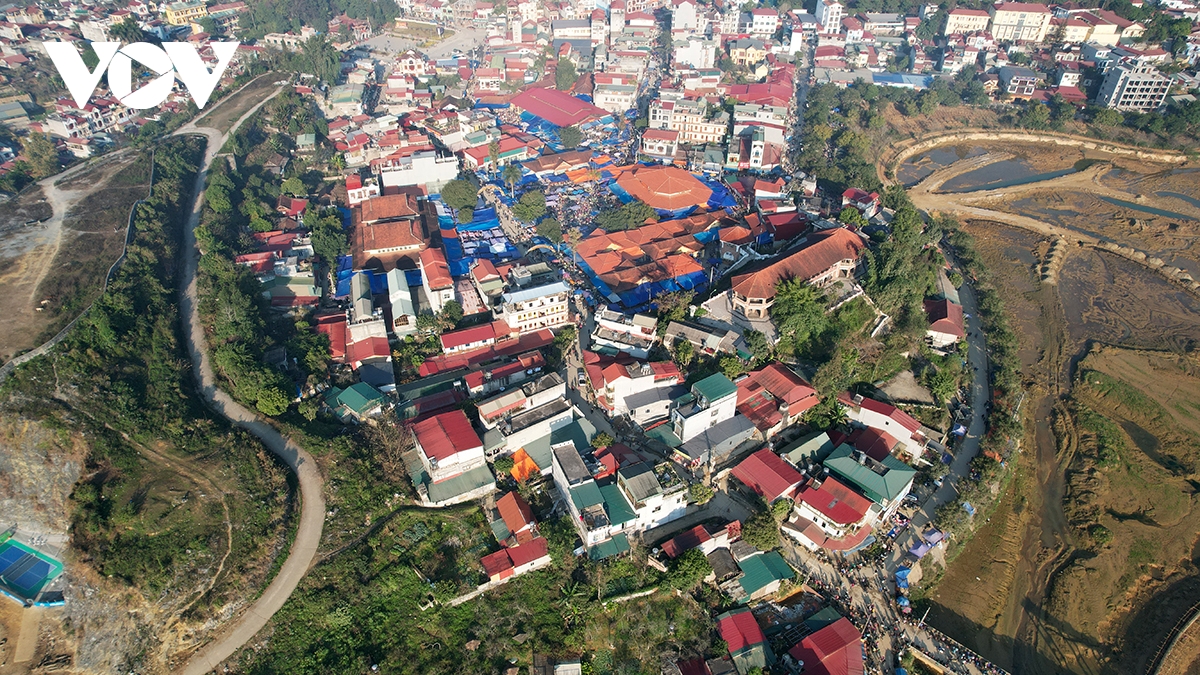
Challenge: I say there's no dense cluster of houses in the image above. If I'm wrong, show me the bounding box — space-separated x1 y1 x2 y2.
803 0 1199 112
0 1 262 159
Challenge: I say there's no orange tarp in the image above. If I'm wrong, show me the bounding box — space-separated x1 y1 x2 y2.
510 448 541 483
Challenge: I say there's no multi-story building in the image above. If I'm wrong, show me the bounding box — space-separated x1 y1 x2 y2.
495 281 571 333
998 65 1040 98
672 0 699 33
728 38 769 67
1096 60 1172 111
988 2 1052 43
674 35 717 68
815 0 844 32
421 246 456 314
747 7 779 35
942 7 990 35
648 98 729 144
669 373 756 468
591 310 658 357
730 228 866 319
408 408 492 502
164 0 208 25
640 128 679 162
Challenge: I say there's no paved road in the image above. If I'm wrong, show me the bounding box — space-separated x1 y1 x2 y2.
172 82 328 675
889 268 990 561
358 26 485 59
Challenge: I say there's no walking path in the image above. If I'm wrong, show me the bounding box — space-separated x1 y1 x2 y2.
171 84 328 675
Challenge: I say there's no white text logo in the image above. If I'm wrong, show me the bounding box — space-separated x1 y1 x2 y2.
44 41 239 110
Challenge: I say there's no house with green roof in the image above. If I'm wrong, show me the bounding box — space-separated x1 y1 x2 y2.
735 551 795 601
323 382 386 422
823 444 916 520
669 373 754 468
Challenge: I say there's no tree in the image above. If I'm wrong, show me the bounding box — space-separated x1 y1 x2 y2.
673 338 694 369
281 176 305 196
256 385 291 416
308 208 348 263
22 134 59 179
488 140 500 175
744 329 771 364
555 58 578 91
838 207 869 228
494 456 515 474
654 290 694 327
441 178 478 210
667 549 712 590
771 279 828 355
110 17 148 43
719 355 744 379
560 125 583 148
1092 107 1123 126
502 163 522 197
591 431 614 449
441 299 464 326
770 498 793 522
1018 103 1051 130
742 512 780 551
458 206 475 223
512 190 547 222
536 217 563 243
926 365 958 403
597 200 656 231
688 483 715 505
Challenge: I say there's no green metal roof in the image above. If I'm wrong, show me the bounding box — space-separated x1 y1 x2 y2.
646 424 683 448
737 551 794 597
693 373 738 403
570 482 605 510
489 518 511 543
424 464 495 504
588 533 630 560
824 444 917 504
803 606 844 633
783 432 836 464
599 484 636 526
325 382 384 417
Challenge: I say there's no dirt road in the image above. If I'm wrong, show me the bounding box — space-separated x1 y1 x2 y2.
171 85 327 675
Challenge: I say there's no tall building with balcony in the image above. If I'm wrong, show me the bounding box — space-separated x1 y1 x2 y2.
1096 60 1172 112
164 0 208 25
495 281 570 334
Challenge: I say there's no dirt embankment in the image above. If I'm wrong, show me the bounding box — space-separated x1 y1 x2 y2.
881 129 1191 185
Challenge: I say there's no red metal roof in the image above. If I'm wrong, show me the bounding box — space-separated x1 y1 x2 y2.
859 397 922 433
481 548 514 577
440 322 497 351
347 336 390 368
510 87 607 127
797 476 872 526
717 609 766 654
731 229 864 300
615 165 712 212
732 449 803 502
787 618 863 675
924 298 964 338
506 536 549 567
412 410 483 462
420 246 454 289
497 491 536 538
661 524 712 559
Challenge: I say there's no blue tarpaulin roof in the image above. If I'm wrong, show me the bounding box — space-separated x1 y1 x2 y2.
334 269 388 299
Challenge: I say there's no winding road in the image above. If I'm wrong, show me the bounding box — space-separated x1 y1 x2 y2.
170 81 327 675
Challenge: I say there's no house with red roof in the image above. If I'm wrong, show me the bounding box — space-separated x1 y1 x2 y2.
730 228 866 320
786 475 876 553
839 393 928 463
614 165 713 213
315 312 348 362
495 491 538 546
660 521 740 558
580 350 682 420
716 608 773 673
924 298 964 349
413 410 487 482
420 246 456 313
735 362 819 439
480 536 551 583
840 188 880 218
440 321 508 354
731 448 804 503
787 617 863 675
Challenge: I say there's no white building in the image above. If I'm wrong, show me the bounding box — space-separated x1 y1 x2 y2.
379 151 461 192
672 0 699 33
671 373 739 443
673 35 717 69
591 310 658 357
386 269 418 338
988 2 1052 43
815 0 844 32
1097 60 1172 111
616 462 689 531
495 281 571 333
